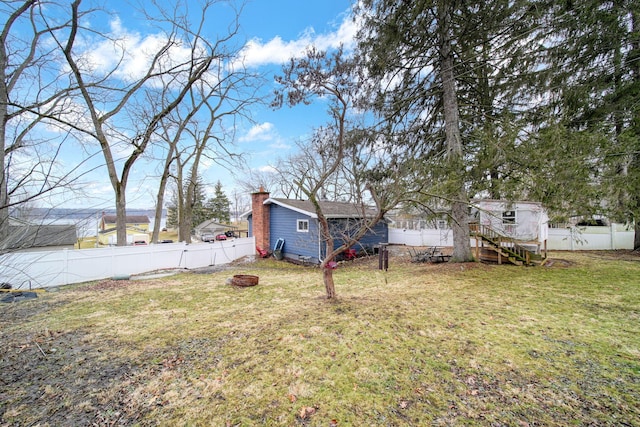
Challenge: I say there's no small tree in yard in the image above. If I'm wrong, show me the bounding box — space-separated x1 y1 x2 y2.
273 47 404 299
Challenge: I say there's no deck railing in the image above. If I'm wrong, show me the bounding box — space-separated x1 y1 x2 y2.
470 223 538 265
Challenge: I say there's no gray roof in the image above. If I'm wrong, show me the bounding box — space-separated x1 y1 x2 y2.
266 198 380 219
195 219 233 230
4 224 77 250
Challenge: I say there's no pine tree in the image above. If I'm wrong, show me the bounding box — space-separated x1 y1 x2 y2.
355 0 537 261
538 0 640 245
166 200 178 230
206 181 230 224
189 175 213 229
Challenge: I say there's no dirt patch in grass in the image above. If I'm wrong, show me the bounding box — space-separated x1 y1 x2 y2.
0 325 151 425
78 279 142 292
1 250 639 426
543 258 576 268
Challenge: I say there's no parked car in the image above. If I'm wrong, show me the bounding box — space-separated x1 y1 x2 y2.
201 233 215 242
215 234 227 241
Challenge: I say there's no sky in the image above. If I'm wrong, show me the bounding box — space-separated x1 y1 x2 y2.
38 0 357 210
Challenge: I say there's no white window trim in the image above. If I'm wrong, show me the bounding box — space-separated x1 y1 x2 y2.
297 219 309 233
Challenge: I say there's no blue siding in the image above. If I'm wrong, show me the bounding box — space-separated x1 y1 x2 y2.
250 203 389 264
323 218 388 257
269 204 321 262
352 220 388 250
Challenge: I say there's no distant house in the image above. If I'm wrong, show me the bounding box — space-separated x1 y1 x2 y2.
98 214 150 246
194 219 237 240
3 217 77 251
246 189 388 264
99 214 150 232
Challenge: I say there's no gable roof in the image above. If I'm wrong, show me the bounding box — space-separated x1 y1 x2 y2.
265 198 380 219
195 219 236 231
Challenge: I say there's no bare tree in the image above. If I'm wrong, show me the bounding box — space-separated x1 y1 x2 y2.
0 1 92 246
48 0 235 245
151 61 260 243
273 47 404 299
235 166 287 197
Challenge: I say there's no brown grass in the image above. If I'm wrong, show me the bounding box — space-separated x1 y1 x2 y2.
1 250 639 426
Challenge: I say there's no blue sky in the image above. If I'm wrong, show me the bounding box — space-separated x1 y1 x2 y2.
232 0 356 174
76 0 356 209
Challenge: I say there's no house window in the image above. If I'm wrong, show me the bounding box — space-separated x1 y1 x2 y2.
502 209 516 235
502 210 516 224
297 219 309 233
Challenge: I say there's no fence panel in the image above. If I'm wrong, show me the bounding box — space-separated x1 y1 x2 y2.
0 238 255 289
390 225 634 251
548 226 634 250
389 228 454 247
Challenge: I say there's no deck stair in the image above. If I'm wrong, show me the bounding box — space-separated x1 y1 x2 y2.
470 224 543 266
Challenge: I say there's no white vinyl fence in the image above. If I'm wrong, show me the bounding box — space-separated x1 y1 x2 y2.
389 228 455 247
547 224 634 250
389 224 634 250
0 237 255 289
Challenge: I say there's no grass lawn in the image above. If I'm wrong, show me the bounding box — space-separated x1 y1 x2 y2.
1 250 639 426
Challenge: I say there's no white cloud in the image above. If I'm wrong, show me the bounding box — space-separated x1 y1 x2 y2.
76 16 195 84
236 11 357 68
268 141 291 150
240 122 276 142
239 122 292 151
258 165 278 174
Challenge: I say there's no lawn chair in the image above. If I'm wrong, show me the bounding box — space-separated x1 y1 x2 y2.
410 247 431 262
408 247 420 262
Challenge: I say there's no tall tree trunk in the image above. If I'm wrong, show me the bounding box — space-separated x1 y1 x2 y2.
115 184 127 246
439 2 473 262
0 100 8 245
151 191 166 244
151 147 175 244
177 184 190 243
631 7 640 250
0 135 8 247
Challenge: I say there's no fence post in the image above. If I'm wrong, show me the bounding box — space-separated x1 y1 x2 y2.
378 243 389 271
611 223 615 250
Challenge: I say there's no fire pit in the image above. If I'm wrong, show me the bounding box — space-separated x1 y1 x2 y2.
231 274 259 287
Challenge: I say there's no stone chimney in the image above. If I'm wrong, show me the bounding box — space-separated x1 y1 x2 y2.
251 186 270 252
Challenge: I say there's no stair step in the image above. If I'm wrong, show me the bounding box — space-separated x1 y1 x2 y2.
474 229 537 266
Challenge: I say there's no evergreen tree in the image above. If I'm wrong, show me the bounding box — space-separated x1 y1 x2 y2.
206 181 230 224
355 0 538 261
166 191 179 229
189 174 213 228
536 0 640 245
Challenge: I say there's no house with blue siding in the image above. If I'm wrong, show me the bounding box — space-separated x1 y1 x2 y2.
247 188 388 264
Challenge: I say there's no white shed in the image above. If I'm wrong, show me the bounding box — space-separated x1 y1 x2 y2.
473 199 549 245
